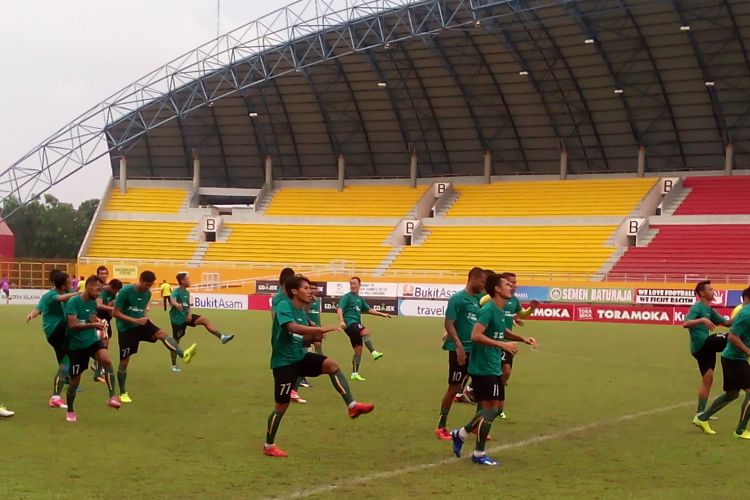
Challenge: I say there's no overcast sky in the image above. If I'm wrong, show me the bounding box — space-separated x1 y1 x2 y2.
0 0 310 207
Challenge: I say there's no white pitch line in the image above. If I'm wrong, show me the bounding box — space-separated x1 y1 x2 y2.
272 400 692 500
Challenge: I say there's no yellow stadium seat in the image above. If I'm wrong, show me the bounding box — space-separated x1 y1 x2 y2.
203 224 393 269
105 188 189 214
265 186 424 217
447 178 656 217
390 226 616 274
84 220 198 260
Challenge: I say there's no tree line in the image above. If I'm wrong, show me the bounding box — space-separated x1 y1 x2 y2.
1 195 99 259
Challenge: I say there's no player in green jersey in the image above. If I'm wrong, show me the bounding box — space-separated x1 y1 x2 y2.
92 278 123 382
298 282 324 390
451 273 537 466
271 268 296 314
731 287 750 320
25 269 79 409
264 276 375 457
169 272 235 372
64 276 121 422
435 267 486 440
113 270 197 403
682 280 733 415
337 277 391 382
693 300 750 438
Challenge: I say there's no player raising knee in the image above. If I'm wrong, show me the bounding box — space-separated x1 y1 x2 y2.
113 270 197 403
63 276 121 422
169 272 234 372
336 276 391 382
451 273 536 466
264 276 374 457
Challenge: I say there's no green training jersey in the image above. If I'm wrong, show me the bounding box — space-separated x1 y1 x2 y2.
64 295 100 350
722 305 750 361
686 301 726 353
271 288 289 311
169 287 190 325
37 289 66 337
338 292 370 326
443 289 480 352
270 299 309 369
468 300 507 377
115 284 151 332
309 298 321 326
504 295 522 330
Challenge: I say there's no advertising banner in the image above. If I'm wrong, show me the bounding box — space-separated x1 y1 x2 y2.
635 288 727 307
727 290 744 308
255 280 279 295
398 299 448 318
515 286 549 302
549 287 633 304
248 294 273 311
528 304 575 322
192 293 249 310
575 305 674 325
0 288 46 305
398 283 464 299
326 281 398 298
112 265 138 281
673 306 733 325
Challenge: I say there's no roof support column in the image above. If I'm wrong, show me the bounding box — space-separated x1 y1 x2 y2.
560 147 569 181
637 146 646 178
410 152 418 189
338 154 346 192
192 149 201 191
118 156 128 193
483 150 492 184
265 155 273 189
725 143 734 176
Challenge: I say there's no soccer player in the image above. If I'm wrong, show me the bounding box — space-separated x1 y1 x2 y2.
113 270 197 402
160 279 172 311
92 279 123 381
271 267 296 314
96 265 109 283
25 269 79 408
1 275 10 304
435 267 486 440
683 280 733 416
298 282 323 389
480 272 539 417
336 277 390 381
64 276 121 422
731 287 750 320
693 297 750 438
450 273 537 466
169 272 235 372
264 275 374 458
76 276 85 292
0 403 13 417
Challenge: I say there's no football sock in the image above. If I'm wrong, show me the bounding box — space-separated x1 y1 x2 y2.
314 344 323 355
330 369 354 405
266 409 285 445
697 398 708 413
54 367 67 396
66 384 77 412
117 368 127 394
171 349 178 366
463 408 498 434
104 366 115 397
736 393 750 434
700 392 739 420
476 409 500 452
162 336 185 356
362 335 376 353
293 376 302 391
438 407 450 429
352 354 361 373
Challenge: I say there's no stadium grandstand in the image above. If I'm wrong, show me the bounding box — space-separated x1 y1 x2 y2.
1 0 750 288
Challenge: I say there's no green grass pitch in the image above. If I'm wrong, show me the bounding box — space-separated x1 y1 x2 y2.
1 305 748 499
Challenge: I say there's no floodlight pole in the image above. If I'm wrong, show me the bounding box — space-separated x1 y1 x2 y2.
637 145 646 178
265 155 273 189
560 147 569 180
118 157 127 193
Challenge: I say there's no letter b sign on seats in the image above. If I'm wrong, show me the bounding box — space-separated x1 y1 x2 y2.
627 218 644 236
206 218 216 232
